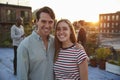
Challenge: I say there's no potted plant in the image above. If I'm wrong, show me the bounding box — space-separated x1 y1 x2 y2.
89 48 97 67
89 55 97 67
106 54 120 75
106 60 120 75
96 47 111 69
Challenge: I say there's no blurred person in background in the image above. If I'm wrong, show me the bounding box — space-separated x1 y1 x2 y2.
77 20 86 48
11 16 25 75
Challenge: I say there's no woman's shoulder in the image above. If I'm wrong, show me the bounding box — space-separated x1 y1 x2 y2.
73 43 85 50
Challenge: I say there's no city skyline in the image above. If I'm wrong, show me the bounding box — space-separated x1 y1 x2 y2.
0 0 120 22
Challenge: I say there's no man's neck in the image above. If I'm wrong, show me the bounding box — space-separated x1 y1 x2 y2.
16 24 20 27
36 31 49 41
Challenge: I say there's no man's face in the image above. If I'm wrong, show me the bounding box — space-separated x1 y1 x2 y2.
36 12 54 37
17 18 23 26
77 22 81 28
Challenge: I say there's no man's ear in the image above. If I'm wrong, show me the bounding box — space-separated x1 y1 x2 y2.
36 19 38 22
36 19 39 25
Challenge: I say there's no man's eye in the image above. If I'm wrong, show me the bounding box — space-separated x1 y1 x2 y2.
41 20 46 23
49 21 53 24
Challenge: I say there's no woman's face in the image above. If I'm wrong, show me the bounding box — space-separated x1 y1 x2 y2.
56 21 71 43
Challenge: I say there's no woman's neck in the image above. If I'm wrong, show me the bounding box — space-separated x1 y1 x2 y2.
62 41 73 48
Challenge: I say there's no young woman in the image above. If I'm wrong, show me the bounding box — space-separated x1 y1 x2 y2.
54 19 88 80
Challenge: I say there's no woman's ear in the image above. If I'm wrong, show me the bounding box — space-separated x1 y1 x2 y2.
70 28 72 35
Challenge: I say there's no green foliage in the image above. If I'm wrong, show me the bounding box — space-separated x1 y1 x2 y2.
24 24 32 36
96 47 111 60
86 33 98 56
32 9 39 19
108 53 120 66
0 24 32 47
0 40 11 47
108 60 120 66
0 31 12 47
89 48 97 59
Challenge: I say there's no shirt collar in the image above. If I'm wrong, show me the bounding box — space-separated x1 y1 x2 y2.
32 31 51 41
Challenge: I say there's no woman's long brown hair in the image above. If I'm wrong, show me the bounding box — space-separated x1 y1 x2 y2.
54 19 77 62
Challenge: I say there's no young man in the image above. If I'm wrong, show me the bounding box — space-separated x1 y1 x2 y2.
17 6 55 80
77 21 86 48
10 17 25 75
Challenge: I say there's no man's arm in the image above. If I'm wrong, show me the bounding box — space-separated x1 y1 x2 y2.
11 26 23 40
17 43 29 80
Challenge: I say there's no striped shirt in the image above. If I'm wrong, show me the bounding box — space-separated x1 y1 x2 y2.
54 44 87 80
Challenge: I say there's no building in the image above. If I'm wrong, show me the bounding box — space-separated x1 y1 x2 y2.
0 3 32 26
98 12 120 50
0 3 32 47
99 11 120 34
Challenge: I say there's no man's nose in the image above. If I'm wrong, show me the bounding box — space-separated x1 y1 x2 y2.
44 22 50 27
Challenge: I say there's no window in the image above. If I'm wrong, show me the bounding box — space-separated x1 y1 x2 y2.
112 15 115 20
112 30 114 33
25 11 29 21
107 15 110 21
100 23 103 28
115 23 118 26
104 23 106 28
100 16 103 21
21 11 29 22
7 10 11 21
21 11 25 18
104 16 106 20
107 30 109 33
116 15 119 21
6 9 16 22
104 30 105 33
107 23 110 27
112 23 114 28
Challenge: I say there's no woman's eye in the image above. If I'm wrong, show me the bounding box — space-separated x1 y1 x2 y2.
63 27 68 31
56 28 60 31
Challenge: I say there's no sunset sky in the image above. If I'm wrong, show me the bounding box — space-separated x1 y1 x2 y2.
0 0 120 22
29 0 120 22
